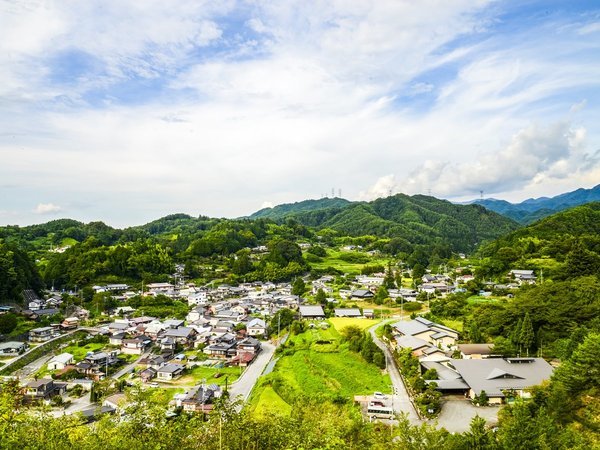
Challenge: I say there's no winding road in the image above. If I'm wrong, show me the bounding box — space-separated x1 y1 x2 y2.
369 320 421 425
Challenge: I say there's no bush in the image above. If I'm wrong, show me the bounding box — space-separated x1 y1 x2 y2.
403 302 423 312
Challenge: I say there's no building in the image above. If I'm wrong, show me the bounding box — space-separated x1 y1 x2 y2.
392 317 459 349
334 308 362 318
351 289 375 300
450 357 554 404
23 379 67 402
247 318 267 337
0 341 28 355
29 326 54 342
156 363 185 381
47 353 74 370
121 335 152 355
457 344 495 359
299 305 325 319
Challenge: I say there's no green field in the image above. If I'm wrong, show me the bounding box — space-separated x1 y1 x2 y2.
62 342 106 361
328 317 380 332
307 249 391 274
250 322 390 416
177 365 241 386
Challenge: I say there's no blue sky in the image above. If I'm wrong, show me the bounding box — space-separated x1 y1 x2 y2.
1 0 599 227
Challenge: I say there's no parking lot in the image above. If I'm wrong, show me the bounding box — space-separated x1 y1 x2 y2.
434 395 500 433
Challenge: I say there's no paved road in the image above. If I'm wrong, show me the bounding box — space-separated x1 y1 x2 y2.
111 352 150 379
2 327 101 375
228 341 276 403
369 320 421 425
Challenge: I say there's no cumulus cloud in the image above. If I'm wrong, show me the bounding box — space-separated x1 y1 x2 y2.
363 122 597 200
260 201 274 209
34 203 62 214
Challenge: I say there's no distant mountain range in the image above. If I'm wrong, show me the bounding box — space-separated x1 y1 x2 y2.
471 184 600 224
252 194 518 251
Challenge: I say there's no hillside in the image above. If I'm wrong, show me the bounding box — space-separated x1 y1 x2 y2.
293 194 518 252
249 197 352 220
478 202 600 279
473 184 600 223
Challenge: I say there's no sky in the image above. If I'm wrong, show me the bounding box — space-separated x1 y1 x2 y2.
1 0 600 228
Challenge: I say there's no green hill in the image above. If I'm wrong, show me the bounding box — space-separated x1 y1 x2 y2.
249 198 352 220
292 194 518 252
478 202 600 279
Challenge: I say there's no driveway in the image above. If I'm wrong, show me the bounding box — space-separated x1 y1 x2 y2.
369 321 421 425
434 395 500 433
228 340 276 404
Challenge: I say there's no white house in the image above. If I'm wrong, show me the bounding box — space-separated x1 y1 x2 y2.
48 353 74 371
247 318 267 337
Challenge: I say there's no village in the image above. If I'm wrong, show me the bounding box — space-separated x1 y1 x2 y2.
0 261 552 432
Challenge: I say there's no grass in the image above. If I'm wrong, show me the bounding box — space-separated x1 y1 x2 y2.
62 342 106 362
252 386 292 417
438 318 464 333
467 295 504 305
176 365 241 386
7 317 38 338
250 325 390 415
307 249 391 274
328 317 380 333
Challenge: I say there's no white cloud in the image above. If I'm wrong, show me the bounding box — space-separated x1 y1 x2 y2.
1 2 600 225
34 203 62 214
260 201 274 209
364 122 596 200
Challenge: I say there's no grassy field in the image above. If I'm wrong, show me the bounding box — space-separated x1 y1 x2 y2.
250 323 390 416
252 386 292 417
62 342 106 362
307 249 391 274
467 295 505 305
438 318 464 332
328 317 380 332
176 365 241 386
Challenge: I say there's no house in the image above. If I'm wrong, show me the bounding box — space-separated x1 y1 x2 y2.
29 326 54 342
334 308 362 318
363 309 375 319
84 351 119 368
159 337 176 352
109 332 126 346
450 357 554 404
23 379 67 402
103 393 128 411
180 384 221 413
163 319 185 329
60 317 80 330
163 327 197 346
186 306 206 323
121 335 152 355
392 317 459 349
204 334 238 359
107 321 131 335
0 341 28 354
299 305 325 319
140 367 157 382
156 363 185 381
247 318 267 337
47 353 74 370
351 289 374 300
509 270 537 284
457 344 495 359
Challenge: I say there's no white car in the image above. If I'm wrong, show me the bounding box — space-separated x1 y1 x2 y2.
373 392 387 399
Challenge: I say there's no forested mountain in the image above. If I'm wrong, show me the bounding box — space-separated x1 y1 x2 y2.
291 194 518 252
478 202 600 279
0 242 43 304
249 197 352 220
473 184 600 223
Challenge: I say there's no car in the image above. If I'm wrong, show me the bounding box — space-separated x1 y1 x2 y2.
148 382 159 388
373 392 387 399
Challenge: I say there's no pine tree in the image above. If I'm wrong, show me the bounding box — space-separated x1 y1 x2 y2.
520 313 534 356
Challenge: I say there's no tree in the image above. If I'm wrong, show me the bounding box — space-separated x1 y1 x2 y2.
383 262 396 289
315 288 327 305
0 313 18 334
553 332 600 395
374 286 389 305
291 278 306 296
267 239 304 268
520 312 534 356
412 263 426 280
270 308 295 334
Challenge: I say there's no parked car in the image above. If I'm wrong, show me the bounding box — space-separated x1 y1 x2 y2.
373 392 387 399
